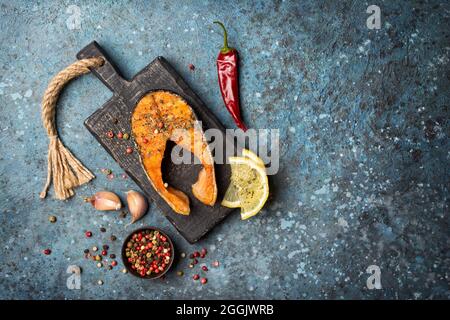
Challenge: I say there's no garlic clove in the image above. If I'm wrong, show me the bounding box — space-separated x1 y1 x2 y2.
86 191 122 211
126 190 148 224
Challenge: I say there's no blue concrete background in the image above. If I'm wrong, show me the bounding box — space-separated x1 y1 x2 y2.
0 0 449 299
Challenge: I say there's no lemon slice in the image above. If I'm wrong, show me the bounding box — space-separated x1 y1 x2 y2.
242 149 265 168
222 149 265 208
223 156 269 220
221 183 241 208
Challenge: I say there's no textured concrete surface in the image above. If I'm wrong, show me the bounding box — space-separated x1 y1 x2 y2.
0 0 449 299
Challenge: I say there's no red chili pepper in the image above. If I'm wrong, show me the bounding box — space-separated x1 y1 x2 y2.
214 21 247 131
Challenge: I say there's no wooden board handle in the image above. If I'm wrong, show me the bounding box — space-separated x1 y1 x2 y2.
76 41 128 95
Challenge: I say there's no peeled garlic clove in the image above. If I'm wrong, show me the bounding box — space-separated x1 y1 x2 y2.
126 190 148 224
86 191 122 211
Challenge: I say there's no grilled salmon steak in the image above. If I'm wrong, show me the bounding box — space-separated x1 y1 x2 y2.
131 91 217 215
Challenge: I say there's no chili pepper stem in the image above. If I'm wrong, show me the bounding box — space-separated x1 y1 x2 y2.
213 21 232 54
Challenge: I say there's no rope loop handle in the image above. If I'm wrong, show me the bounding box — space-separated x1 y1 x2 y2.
40 57 104 200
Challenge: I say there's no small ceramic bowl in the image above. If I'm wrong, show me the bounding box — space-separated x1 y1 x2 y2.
121 227 175 279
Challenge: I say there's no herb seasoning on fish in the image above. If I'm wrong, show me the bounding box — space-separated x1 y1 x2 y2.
124 229 172 278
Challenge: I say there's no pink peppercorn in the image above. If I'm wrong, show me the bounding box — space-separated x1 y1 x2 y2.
201 278 207 285
85 231 92 238
193 274 200 280
43 249 51 255
202 266 208 272
126 147 133 154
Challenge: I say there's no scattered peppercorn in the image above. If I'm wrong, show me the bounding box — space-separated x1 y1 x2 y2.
201 248 207 256
122 133 129 140
122 268 128 274
110 254 116 259
97 262 102 268
202 266 208 272
85 231 92 238
110 235 117 241
193 259 198 265
100 227 106 233
48 215 57 223
106 130 114 138
189 264 194 268
101 250 107 256
111 260 118 267
43 249 51 255
180 252 186 258
102 244 109 250
107 265 113 270
84 249 89 254
126 146 133 154
107 173 114 180
177 271 184 276
92 246 98 252
193 251 200 258
101 168 112 175
117 131 123 139
193 274 200 280
212 260 220 268
200 278 207 285
95 255 102 261
119 211 127 219
189 253 195 259
188 63 195 71
97 280 104 285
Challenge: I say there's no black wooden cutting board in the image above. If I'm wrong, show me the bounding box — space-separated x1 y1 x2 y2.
78 41 234 243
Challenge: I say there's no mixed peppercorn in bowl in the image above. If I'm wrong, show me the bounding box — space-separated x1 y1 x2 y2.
121 227 174 279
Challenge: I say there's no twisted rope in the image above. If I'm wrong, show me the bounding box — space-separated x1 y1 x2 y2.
40 57 104 200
